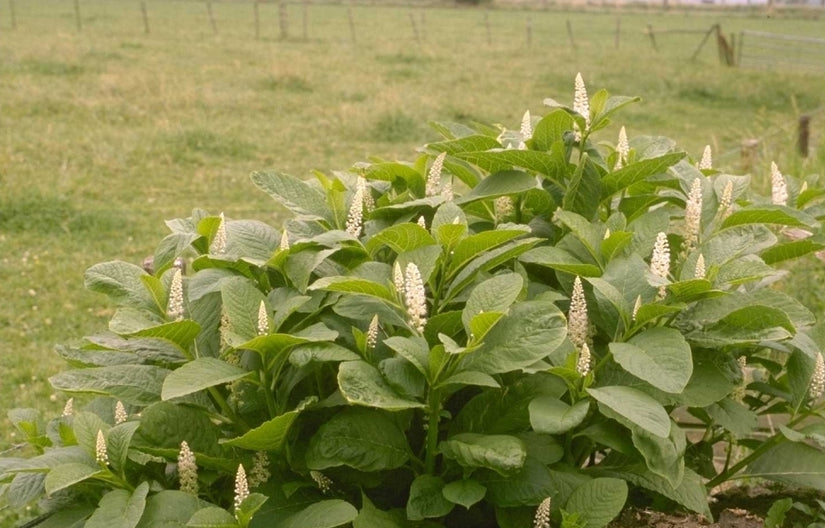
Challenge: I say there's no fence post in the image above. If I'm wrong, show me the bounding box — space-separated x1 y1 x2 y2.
140 0 150 35
253 0 260 40
9 0 16 30
690 24 715 61
646 24 658 51
74 0 82 31
566 19 577 50
279 1 288 39
484 10 491 46
409 12 420 43
206 0 218 35
347 5 356 44
741 139 760 172
302 0 308 40
526 16 532 48
799 115 811 158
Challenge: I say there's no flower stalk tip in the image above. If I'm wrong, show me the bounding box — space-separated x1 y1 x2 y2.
568 276 588 349
576 343 591 377
62 397 74 417
533 497 552 528
615 126 629 170
811 352 825 400
346 185 365 238
520 110 533 142
248 452 271 488
404 263 428 333
256 300 269 336
426 152 446 197
573 73 590 141
367 314 379 349
682 178 703 256
771 161 788 206
698 145 712 170
234 464 249 516
95 430 108 465
178 441 199 496
651 232 670 300
114 401 127 425
167 268 184 322
211 212 227 254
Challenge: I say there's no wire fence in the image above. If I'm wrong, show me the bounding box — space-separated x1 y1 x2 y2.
737 30 825 74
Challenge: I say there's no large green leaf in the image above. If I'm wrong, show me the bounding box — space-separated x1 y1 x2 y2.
442 479 487 510
353 495 406 528
762 237 825 265
439 434 526 475
588 386 670 438
519 246 601 277
44 463 101 495
366 223 437 256
306 408 409 471
136 491 205 528
108 422 141 475
221 405 307 451
689 305 793 347
722 205 818 229
309 276 395 303
134 402 222 458
50 365 170 406
225 220 282 264
745 441 825 490
478 456 555 507
428 134 500 155
610 466 711 518
455 171 539 204
185 507 237 528
275 500 358 528
706 398 757 437
601 153 685 196
528 398 589 435
407 475 454 521
33 506 94 528
462 273 523 332
631 422 685 488
86 483 149 528
460 301 567 375
457 150 565 178
564 478 627 528
161 358 250 401
338 361 424 410
530 109 574 151
610 328 692 394
447 228 531 277
220 276 266 343
85 261 157 312
250 171 330 221
445 238 541 301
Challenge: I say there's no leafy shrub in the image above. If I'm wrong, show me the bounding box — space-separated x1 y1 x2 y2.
4 75 825 528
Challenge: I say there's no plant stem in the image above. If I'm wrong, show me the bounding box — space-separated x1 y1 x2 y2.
424 388 442 475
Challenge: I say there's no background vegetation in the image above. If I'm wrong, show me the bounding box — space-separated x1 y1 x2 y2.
1 0 824 455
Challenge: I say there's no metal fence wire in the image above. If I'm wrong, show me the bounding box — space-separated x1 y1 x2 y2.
738 30 825 74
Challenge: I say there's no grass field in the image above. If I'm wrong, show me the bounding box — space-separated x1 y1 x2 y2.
1 0 825 463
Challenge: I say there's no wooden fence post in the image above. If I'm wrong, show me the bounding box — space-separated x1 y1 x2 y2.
690 24 715 61
409 12 420 43
799 115 811 158
646 24 658 52
279 1 288 39
302 0 308 40
74 0 82 31
484 10 491 46
253 0 260 40
741 139 760 172
206 0 218 35
347 5 356 44
140 0 150 34
9 0 17 30
566 19 577 50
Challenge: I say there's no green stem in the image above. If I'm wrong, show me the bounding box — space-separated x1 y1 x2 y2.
261 370 278 419
424 388 442 475
207 386 248 432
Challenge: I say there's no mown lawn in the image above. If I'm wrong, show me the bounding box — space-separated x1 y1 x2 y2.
1 0 824 457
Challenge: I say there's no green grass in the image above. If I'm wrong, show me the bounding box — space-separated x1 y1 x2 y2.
1 0 824 484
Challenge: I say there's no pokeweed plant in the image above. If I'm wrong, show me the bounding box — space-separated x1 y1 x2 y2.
4 74 825 528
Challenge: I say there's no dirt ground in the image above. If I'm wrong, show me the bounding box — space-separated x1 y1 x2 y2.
608 508 763 528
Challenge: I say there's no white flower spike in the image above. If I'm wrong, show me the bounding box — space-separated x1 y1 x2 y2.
568 276 588 349
698 145 712 170
651 232 670 300
167 268 184 322
211 212 227 254
426 152 446 197
576 343 591 377
811 352 825 400
114 401 128 425
770 161 788 206
248 452 271 488
345 185 365 237
615 126 629 170
256 300 269 336
683 178 703 255
404 263 428 333
520 110 533 142
367 314 379 349
718 181 734 220
62 397 74 417
694 254 706 280
95 430 108 465
178 441 199 496
234 464 249 516
573 73 590 141
533 497 552 528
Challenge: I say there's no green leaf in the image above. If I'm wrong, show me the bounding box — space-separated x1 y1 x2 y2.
289 343 361 367
85 261 157 312
610 328 692 394
134 401 221 457
428 134 500 155
436 370 500 389
722 205 818 229
531 109 574 151
588 386 670 438
601 153 685 196
225 220 282 264
519 246 602 276
765 498 793 528
407 475 454 521
478 456 555 507
745 441 825 491
6 473 46 508
338 361 424 410
631 422 685 488
462 273 523 332
250 171 330 221
221 277 267 343
162 358 249 401
528 398 589 435
86 483 150 528
306 408 409 471
690 305 793 347
186 507 238 528
44 462 101 495
222 406 306 452
236 493 268 527
365 223 436 255
309 276 395 302
564 478 627 528
706 398 757 437
611 466 711 518
457 151 565 179
448 228 531 276
50 365 169 406
446 238 540 301
33 506 94 528
762 237 825 265
353 495 406 528
136 490 205 528
276 500 357 528
455 171 539 204
460 301 567 375
128 320 202 351
384 336 430 378
442 479 487 509
440 434 527 475
108 421 141 475
563 154 602 220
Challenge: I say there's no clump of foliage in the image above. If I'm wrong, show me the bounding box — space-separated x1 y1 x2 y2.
4 76 825 528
